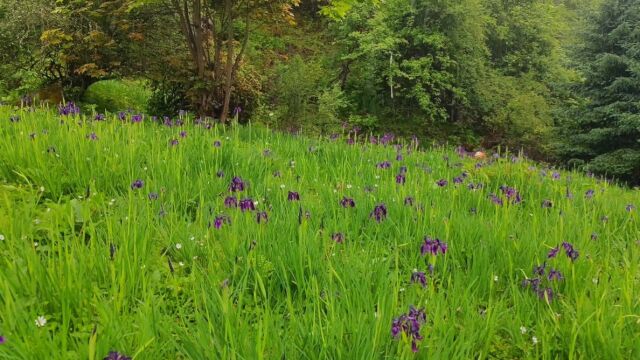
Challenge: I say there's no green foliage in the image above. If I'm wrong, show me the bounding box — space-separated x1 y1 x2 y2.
556 0 640 184
82 79 151 113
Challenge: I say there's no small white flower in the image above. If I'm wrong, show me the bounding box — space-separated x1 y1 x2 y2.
399 287 405 292
333 189 337 193
179 262 185 267
144 167 148 171
34 242 39 247
46 208 51 212
34 219 40 225
592 278 598 284
254 201 259 206
532 336 538 345
175 243 182 250
35 316 47 327
190 236 195 241
520 326 527 334
493 275 499 282
39 186 45 192
375 175 380 180
346 184 352 189
0 234 4 241
280 184 286 189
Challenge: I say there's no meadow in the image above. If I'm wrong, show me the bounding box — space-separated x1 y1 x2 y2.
0 106 638 359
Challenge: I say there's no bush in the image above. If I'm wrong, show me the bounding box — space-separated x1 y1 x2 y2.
82 79 151 113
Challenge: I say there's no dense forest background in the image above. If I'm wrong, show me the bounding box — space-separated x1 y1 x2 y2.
0 0 638 184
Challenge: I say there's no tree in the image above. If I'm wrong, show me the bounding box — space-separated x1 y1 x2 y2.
558 0 640 184
156 0 299 121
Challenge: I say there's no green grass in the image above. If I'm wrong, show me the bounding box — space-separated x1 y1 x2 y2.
82 79 151 113
0 107 638 359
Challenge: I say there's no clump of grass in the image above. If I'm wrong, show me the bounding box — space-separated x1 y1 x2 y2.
0 107 638 359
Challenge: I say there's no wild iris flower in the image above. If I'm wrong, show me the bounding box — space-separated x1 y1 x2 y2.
148 192 159 201
288 191 300 201
229 177 245 192
396 174 406 185
391 306 427 353
410 271 427 287
256 211 268 224
541 200 553 208
585 189 595 199
131 114 143 123
224 196 238 208
404 197 414 206
500 186 522 204
421 236 448 256
489 194 503 206
331 232 345 243
104 351 131 360
212 215 230 229
377 161 391 169
370 204 388 222
436 179 448 187
562 242 579 261
239 198 255 211
58 102 80 116
340 197 355 208
131 179 144 190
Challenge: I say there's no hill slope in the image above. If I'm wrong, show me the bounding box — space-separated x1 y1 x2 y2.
0 107 638 359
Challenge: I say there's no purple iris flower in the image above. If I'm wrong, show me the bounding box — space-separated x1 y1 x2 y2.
239 198 255 211
500 186 522 204
396 174 406 185
547 269 563 281
229 177 245 192
86 132 98 141
547 247 559 258
216 170 225 178
410 271 427 287
104 351 131 360
370 204 388 222
94 113 106 121
224 196 238 208
591 232 598 241
541 200 553 208
489 194 503 206
9 115 20 122
626 204 635 212
377 161 391 169
346 138 355 145
562 242 579 261
148 192 159 201
404 197 414 206
340 197 355 208
213 140 222 147
533 263 546 276
118 112 127 121
421 236 447 256
180 131 187 138
331 232 345 243
396 153 404 161
391 306 427 353
58 102 80 116
453 176 464 184
537 287 553 302
131 114 143 123
169 139 179 146
256 211 268 224
585 189 595 199
436 179 448 187
131 179 144 190
212 215 230 229
399 166 408 174
552 172 561 180
288 191 300 201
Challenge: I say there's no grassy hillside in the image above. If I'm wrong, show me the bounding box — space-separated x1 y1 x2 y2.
0 107 638 359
